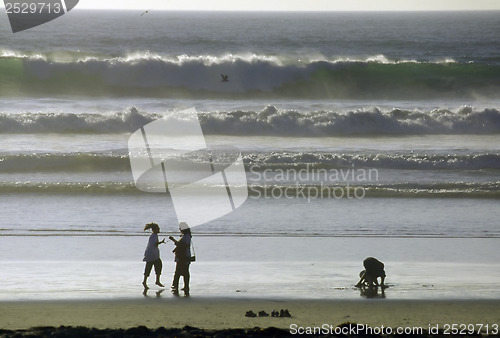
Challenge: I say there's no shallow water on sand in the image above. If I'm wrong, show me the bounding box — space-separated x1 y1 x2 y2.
1 236 499 301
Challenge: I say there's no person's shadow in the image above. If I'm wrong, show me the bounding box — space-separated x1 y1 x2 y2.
143 288 165 298
358 285 387 298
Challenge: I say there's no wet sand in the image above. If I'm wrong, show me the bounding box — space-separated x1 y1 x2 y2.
0 298 499 336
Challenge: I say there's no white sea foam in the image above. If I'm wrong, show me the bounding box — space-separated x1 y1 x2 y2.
2 51 498 99
0 105 499 135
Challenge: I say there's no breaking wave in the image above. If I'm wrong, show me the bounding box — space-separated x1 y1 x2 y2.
1 52 500 99
1 106 500 135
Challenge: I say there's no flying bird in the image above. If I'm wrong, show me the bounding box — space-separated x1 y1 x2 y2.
220 74 229 82
141 10 150 16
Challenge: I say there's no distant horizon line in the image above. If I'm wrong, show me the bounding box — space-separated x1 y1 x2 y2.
1 6 499 12
60 9 500 12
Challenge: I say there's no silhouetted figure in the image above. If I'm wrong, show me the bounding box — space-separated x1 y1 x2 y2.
220 73 229 82
169 222 192 297
142 222 165 289
356 257 386 288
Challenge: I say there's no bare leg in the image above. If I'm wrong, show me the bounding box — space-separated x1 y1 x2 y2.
154 259 164 287
155 275 164 287
143 262 154 289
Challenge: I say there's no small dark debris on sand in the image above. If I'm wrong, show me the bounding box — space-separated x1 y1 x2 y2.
0 324 490 337
0 326 290 338
246 309 291 318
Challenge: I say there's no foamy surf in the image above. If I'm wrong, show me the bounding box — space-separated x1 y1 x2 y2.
1 52 500 98
1 105 500 135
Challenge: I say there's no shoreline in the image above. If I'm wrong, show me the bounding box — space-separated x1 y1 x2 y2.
0 298 499 333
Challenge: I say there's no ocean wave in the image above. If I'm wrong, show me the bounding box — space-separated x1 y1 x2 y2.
1 106 500 135
0 108 155 133
1 52 499 99
0 181 137 194
0 49 458 65
249 182 500 199
246 151 500 170
0 180 498 199
200 105 500 136
1 149 499 173
0 152 130 172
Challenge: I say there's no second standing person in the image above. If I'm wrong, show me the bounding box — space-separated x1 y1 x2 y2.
169 222 192 297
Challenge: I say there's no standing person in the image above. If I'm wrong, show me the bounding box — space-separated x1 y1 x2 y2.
142 222 165 289
169 222 192 297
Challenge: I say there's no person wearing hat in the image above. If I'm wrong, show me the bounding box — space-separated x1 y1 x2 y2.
169 222 192 296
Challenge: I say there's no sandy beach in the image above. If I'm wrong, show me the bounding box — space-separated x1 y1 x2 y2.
0 298 499 335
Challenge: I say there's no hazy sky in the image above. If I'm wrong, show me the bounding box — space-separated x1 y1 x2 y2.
2 0 499 11
78 0 500 11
